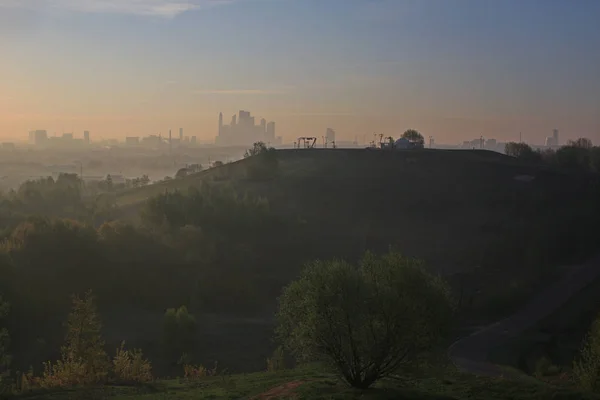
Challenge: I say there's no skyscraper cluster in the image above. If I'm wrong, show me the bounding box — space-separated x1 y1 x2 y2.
216 110 281 146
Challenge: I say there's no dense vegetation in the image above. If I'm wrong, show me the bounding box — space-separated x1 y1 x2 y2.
1 141 600 398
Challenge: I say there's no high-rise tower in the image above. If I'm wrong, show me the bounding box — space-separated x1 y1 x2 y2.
218 112 223 136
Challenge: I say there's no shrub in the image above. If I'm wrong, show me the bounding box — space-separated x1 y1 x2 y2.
183 361 220 382
113 342 153 384
37 358 88 388
266 346 286 373
574 313 600 392
162 306 197 364
276 250 454 389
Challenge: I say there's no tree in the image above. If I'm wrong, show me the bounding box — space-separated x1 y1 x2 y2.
574 313 600 392
504 142 541 162
244 141 269 158
401 129 425 146
276 250 454 389
61 291 109 380
39 291 109 387
555 145 591 171
568 138 593 149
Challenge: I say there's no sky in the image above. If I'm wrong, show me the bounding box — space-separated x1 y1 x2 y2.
1 0 599 144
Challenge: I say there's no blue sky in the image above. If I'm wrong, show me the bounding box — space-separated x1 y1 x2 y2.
1 0 599 143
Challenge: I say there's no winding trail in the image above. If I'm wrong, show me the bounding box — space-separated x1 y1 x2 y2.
448 254 600 378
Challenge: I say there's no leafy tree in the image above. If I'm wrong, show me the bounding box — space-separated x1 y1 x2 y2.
401 129 425 146
574 313 600 392
61 290 109 379
276 250 454 389
555 145 591 171
244 141 269 158
40 291 109 387
569 138 593 149
504 142 541 162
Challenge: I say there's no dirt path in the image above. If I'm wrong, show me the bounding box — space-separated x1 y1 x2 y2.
252 380 305 400
448 254 600 378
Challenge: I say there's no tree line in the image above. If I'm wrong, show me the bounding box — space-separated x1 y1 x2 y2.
505 138 600 172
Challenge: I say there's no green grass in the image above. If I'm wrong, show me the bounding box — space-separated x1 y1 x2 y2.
12 363 599 400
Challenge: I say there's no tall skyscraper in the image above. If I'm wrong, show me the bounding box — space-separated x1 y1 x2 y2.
84 131 90 143
266 122 276 140
260 119 267 133
179 128 183 141
219 112 223 136
553 129 559 146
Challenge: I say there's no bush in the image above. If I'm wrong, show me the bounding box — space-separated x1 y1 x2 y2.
276 250 454 389
183 361 220 382
38 358 88 388
162 306 197 364
574 313 600 392
112 342 153 384
266 346 286 373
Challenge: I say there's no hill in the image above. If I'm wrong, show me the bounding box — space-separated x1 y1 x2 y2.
119 150 591 258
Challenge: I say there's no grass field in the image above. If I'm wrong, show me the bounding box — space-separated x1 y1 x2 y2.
14 362 599 400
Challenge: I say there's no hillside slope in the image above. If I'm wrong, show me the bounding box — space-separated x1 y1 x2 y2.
115 149 594 275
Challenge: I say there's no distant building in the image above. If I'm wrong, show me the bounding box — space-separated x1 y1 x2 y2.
62 133 73 140
179 128 183 141
266 122 276 141
216 110 278 146
29 130 48 146
191 136 197 144
485 139 497 149
2 143 15 150
84 131 90 144
553 129 559 146
326 128 336 144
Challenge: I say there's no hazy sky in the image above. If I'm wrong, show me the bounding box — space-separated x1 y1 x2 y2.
1 0 599 144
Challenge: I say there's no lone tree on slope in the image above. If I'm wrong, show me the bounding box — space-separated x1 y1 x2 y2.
276 250 454 389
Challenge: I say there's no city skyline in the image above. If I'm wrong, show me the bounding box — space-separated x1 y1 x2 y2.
1 0 599 143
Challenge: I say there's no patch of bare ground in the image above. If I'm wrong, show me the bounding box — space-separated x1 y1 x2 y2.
253 380 306 400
